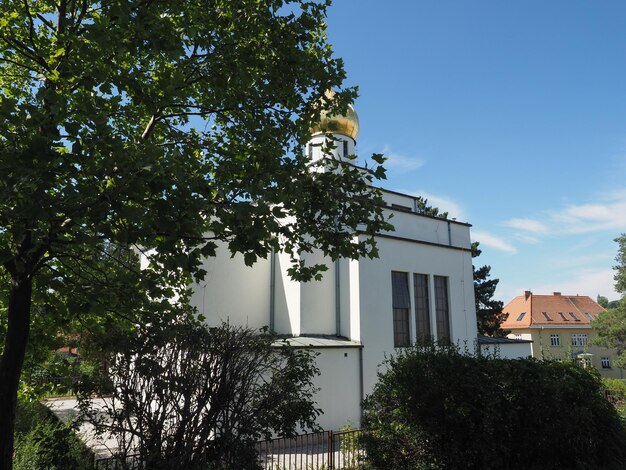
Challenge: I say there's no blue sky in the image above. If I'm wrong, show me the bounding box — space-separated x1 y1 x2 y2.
325 0 626 302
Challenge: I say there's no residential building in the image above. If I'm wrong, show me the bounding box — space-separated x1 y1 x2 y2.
500 291 624 379
189 97 478 430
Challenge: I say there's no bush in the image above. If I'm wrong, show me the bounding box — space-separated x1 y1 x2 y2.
603 378 626 424
78 321 321 470
13 398 93 470
362 343 626 470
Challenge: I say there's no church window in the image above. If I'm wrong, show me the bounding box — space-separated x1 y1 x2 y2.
414 274 431 339
434 275 450 341
391 271 411 347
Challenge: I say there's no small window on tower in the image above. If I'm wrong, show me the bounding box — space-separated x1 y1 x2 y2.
343 140 349 157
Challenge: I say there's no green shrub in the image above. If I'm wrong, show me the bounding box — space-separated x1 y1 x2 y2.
14 398 94 470
603 378 626 424
362 343 626 470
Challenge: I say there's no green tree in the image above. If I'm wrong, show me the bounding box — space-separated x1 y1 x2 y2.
472 242 508 337
597 294 621 309
594 235 626 368
0 1 391 466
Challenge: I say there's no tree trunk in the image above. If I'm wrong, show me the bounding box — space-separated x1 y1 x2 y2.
0 276 33 470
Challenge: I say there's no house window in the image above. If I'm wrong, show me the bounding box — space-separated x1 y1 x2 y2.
584 312 594 321
558 312 569 321
569 312 580 322
601 357 611 369
391 271 411 347
542 312 553 321
434 275 450 341
414 274 431 339
550 334 560 347
571 334 589 347
516 312 526 321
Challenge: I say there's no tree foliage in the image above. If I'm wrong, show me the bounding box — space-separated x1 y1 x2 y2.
594 234 626 368
472 242 508 337
615 234 626 295
78 321 320 470
361 343 626 470
0 1 391 465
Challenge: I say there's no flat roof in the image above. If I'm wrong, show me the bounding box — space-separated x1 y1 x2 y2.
272 335 362 349
477 336 533 344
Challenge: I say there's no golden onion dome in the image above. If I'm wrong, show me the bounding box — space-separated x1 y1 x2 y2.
309 90 360 140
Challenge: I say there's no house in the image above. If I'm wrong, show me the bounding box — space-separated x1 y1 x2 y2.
189 97 478 430
500 291 624 379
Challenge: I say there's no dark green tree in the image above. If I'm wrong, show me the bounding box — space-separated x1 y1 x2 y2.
0 1 391 466
472 242 508 337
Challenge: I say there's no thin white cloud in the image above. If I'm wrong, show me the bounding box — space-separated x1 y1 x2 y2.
382 145 424 172
504 218 549 234
471 230 517 254
512 233 541 244
503 189 626 237
529 268 619 300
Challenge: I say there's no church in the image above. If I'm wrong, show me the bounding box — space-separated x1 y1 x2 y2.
189 97 478 430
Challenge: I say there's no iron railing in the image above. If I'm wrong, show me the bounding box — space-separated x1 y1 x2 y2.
94 429 364 470
257 429 363 470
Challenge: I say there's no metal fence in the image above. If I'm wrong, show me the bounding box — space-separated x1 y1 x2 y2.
257 429 363 470
94 453 141 470
94 429 363 470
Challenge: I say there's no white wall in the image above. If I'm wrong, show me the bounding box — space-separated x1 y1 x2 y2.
380 209 472 250
309 347 362 431
190 245 270 330
480 343 533 359
274 251 301 335
300 251 336 335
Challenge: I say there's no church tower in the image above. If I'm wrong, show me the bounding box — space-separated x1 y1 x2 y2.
307 90 360 163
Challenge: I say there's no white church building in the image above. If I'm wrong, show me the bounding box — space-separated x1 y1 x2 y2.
190 99 478 431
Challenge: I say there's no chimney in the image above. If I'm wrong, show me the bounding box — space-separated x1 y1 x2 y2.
553 292 561 296
524 290 532 300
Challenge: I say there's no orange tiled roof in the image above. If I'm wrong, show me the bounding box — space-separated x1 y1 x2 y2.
500 291 605 329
